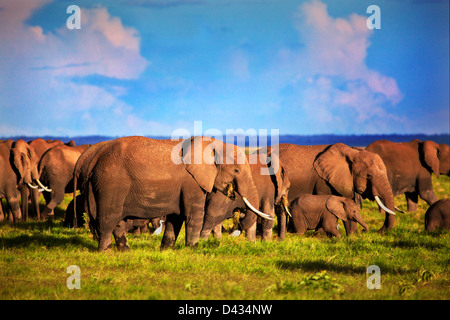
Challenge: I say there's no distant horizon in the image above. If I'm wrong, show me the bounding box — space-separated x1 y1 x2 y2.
2 132 449 147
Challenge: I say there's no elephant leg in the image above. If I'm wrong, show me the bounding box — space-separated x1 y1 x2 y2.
276 205 286 241
0 199 5 222
184 202 205 248
160 213 183 250
405 192 418 212
327 228 342 239
6 194 22 222
378 211 396 234
201 214 225 240
323 218 341 238
139 223 149 234
64 199 75 227
261 202 274 241
41 192 52 218
30 188 41 220
43 188 65 218
211 223 223 239
418 189 438 207
113 220 130 252
97 214 119 252
245 218 257 242
417 174 438 206
19 185 29 222
343 220 358 235
96 194 124 252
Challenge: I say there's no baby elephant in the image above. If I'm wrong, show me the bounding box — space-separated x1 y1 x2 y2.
290 195 369 238
425 199 450 231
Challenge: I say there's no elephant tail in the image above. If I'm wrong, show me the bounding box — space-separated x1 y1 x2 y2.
72 162 79 228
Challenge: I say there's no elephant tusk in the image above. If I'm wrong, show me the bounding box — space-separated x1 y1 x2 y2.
284 204 292 217
394 206 405 214
375 196 396 215
242 197 275 221
281 195 292 217
27 183 39 189
36 179 52 192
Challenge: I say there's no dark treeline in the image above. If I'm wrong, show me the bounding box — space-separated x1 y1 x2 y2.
2 133 449 147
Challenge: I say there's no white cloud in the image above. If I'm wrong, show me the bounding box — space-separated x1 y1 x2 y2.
275 0 404 133
0 0 150 136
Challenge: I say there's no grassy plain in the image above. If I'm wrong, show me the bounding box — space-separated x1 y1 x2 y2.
0 176 449 300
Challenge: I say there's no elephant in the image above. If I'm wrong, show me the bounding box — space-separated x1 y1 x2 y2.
366 140 450 212
200 149 290 241
10 139 49 221
64 193 164 236
72 141 112 229
424 199 450 231
75 136 271 252
289 195 369 238
38 143 90 218
9 139 65 220
278 143 396 234
0 140 22 222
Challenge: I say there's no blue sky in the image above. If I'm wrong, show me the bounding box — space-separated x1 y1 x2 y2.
0 0 448 137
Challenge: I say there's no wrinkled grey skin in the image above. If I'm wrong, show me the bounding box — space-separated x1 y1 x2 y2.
39 144 90 218
366 140 450 212
0 140 22 222
278 143 396 234
424 199 450 232
200 150 290 241
10 139 41 221
76 136 266 252
289 195 369 238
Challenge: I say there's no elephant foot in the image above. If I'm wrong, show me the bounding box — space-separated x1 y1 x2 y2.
98 243 113 253
160 237 176 251
115 235 130 252
187 242 199 249
377 225 392 234
117 244 130 252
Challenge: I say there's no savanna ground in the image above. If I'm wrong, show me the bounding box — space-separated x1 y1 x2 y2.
0 176 448 300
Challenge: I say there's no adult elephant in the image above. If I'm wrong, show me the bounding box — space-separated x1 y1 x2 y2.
0 140 22 222
200 149 291 241
9 139 67 220
279 143 396 234
76 136 271 252
366 140 450 212
10 139 53 221
38 143 90 218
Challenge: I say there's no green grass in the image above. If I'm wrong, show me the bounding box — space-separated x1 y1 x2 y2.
0 176 449 300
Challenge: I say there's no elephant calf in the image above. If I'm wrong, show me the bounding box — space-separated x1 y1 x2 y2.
425 199 450 231
289 195 369 238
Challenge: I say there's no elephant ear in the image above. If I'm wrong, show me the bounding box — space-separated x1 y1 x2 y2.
326 196 348 221
314 143 356 197
12 152 25 181
262 150 285 201
421 140 440 178
182 136 219 193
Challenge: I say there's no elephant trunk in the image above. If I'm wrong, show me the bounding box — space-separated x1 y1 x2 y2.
356 216 369 232
372 177 396 232
235 176 263 231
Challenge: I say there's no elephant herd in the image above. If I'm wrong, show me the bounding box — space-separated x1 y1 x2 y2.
0 137 449 252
